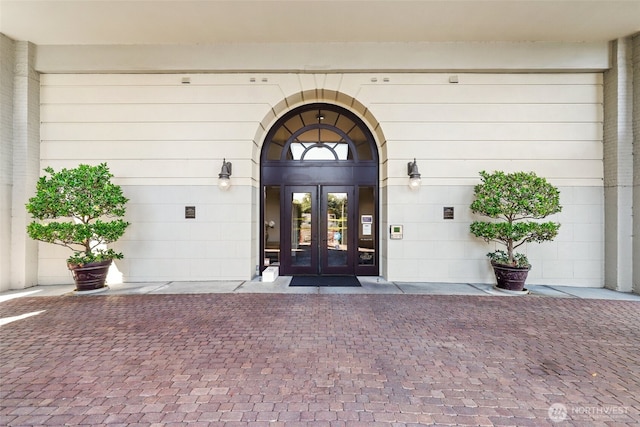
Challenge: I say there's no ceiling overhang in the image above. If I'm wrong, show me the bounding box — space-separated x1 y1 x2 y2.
1 1 637 73
1 1 639 45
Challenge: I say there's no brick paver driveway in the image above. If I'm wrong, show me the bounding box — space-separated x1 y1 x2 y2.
1 294 639 426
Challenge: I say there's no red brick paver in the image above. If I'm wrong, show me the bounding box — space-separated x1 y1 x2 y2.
1 294 639 426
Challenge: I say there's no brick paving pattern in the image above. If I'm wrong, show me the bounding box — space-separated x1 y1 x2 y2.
1 294 639 426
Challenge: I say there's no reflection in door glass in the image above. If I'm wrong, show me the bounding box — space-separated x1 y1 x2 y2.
291 192 312 266
327 192 348 267
263 186 280 267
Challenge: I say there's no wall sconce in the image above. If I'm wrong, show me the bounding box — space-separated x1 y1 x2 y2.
407 158 421 189
218 158 232 191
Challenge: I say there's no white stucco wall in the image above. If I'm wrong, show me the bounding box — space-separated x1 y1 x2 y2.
372 74 603 286
36 72 604 286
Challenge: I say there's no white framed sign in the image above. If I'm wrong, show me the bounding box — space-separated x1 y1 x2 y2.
362 223 372 235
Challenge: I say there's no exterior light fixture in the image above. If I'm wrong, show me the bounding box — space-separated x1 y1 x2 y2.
218 158 232 191
407 158 421 189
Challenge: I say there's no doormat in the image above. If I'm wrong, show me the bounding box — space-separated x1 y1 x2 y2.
289 275 361 287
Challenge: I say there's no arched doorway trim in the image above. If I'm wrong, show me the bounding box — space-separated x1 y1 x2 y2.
253 90 387 160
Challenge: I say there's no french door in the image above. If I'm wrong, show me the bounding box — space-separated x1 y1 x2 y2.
283 185 354 275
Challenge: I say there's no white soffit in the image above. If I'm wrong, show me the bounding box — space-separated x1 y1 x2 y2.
1 0 639 45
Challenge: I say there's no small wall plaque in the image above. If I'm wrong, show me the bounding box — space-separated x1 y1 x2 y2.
443 207 454 220
185 206 196 219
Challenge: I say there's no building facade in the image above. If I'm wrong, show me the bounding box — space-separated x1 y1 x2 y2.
1 35 639 292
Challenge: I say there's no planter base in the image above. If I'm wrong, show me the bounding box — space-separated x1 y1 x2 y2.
69 260 112 292
492 285 530 296
75 286 110 295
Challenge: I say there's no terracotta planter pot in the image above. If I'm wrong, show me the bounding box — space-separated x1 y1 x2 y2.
69 260 112 292
491 261 531 292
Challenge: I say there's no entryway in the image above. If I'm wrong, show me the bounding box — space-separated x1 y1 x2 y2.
260 103 379 277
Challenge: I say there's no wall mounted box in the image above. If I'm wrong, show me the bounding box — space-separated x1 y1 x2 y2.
390 225 403 240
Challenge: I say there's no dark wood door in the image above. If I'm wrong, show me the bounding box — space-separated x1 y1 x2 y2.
282 185 354 275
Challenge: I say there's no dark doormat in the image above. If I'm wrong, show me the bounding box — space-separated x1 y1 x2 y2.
289 275 361 287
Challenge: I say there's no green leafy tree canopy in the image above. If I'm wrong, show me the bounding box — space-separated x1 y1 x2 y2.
469 170 561 267
26 163 130 266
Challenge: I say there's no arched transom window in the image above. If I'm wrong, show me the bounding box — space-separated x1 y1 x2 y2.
263 104 375 162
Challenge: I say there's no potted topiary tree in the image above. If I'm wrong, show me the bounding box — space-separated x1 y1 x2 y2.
470 170 561 293
26 163 130 292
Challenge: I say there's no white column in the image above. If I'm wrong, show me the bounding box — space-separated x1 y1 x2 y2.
11 40 40 289
0 34 16 292
632 33 640 294
603 37 634 292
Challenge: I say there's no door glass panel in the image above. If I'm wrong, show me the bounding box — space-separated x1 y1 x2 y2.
291 192 312 267
358 187 376 265
263 186 280 267
326 192 348 267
